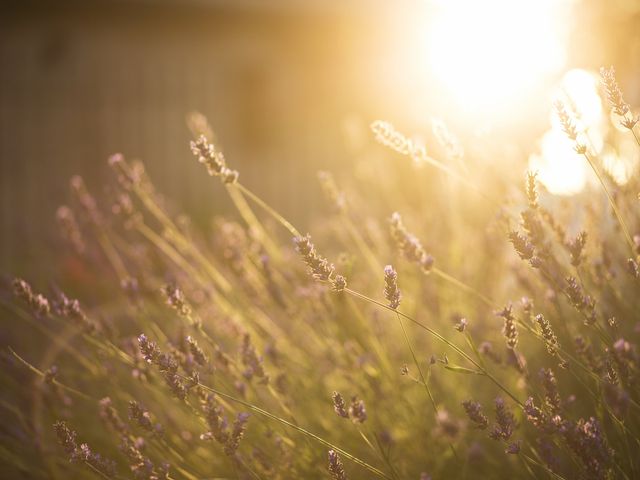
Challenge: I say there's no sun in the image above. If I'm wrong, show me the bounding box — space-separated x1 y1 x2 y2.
426 0 568 115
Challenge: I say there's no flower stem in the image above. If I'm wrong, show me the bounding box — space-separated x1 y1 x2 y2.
582 152 634 254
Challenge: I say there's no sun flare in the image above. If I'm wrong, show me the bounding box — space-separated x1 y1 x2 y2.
427 0 568 114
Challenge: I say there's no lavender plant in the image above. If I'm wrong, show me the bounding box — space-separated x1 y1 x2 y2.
2 65 640 480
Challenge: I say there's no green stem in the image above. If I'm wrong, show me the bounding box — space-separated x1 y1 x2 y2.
9 347 95 401
236 183 301 237
395 312 438 413
432 268 495 308
193 380 391 479
582 152 634 254
629 125 640 147
344 288 523 406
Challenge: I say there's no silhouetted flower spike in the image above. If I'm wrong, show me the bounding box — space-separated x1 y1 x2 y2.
120 435 170 479
190 135 239 183
191 135 225 174
129 400 164 437
293 234 346 292
554 100 578 141
54 421 78 458
348 396 367 423
383 265 402 309
328 450 348 480
186 336 208 366
454 317 468 332
566 417 614 479
608 338 633 385
566 231 587 267
53 292 96 333
535 314 559 356
564 276 596 324
137 334 188 400
332 392 349 419
496 304 518 350
293 234 334 280
605 357 619 385
508 231 535 261
539 368 561 414
462 400 489 429
371 120 413 155
523 397 548 430
240 333 269 384
12 278 50 317
600 66 637 130
389 212 435 273
489 397 516 441
138 334 161 363
162 284 192 317
224 412 250 456
54 421 117 477
200 393 230 445
574 143 587 155
332 275 347 292
371 120 432 167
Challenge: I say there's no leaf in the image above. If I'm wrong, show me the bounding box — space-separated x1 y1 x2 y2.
443 364 484 375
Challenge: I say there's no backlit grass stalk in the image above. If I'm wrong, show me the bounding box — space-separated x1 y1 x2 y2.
582 151 634 254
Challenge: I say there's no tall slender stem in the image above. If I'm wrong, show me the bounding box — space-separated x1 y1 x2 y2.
236 183 301 237
193 381 392 479
582 152 634 254
432 268 495 308
396 311 438 412
344 288 523 406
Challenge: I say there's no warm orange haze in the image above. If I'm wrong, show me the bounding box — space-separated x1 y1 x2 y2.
1 0 640 479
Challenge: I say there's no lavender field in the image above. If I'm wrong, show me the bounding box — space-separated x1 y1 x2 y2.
2 1 640 479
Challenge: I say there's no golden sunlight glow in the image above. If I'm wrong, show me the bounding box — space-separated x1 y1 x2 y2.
602 138 639 185
427 0 567 113
529 129 588 196
531 69 607 196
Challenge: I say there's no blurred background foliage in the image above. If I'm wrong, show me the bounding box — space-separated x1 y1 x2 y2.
0 0 639 275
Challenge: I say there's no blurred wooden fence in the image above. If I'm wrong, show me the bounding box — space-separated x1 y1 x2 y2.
0 2 360 275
